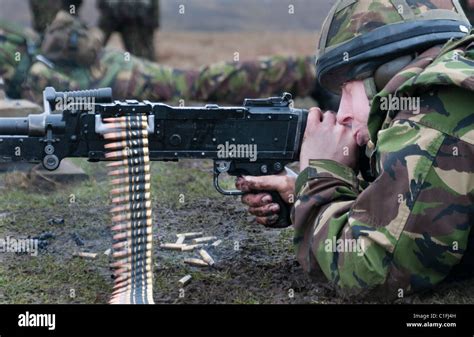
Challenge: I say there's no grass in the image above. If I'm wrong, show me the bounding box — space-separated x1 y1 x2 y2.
0 254 111 304
1 158 473 304
0 158 234 304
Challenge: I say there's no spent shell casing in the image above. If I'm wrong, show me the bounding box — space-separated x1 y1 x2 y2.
184 258 209 267
175 235 186 245
178 275 192 287
199 249 215 266
176 232 203 239
211 240 223 247
192 236 218 244
160 243 186 250
73 252 97 259
181 244 204 252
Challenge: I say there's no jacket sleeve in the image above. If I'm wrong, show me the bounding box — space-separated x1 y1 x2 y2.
292 91 474 297
192 55 316 104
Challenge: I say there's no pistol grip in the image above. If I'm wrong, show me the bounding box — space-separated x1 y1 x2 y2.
266 190 292 228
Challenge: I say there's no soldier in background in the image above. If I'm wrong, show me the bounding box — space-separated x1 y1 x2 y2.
0 11 316 106
29 0 83 35
97 0 160 61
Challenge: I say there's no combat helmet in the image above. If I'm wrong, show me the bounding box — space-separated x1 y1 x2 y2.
316 0 471 95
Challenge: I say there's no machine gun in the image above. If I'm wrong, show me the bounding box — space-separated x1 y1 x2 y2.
0 87 308 303
0 87 308 227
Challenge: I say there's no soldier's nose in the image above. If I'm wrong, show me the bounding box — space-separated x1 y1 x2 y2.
337 113 353 126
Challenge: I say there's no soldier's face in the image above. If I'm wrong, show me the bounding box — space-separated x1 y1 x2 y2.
336 80 370 147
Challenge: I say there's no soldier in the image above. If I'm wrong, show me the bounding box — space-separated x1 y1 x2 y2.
237 0 474 299
0 11 316 106
97 0 160 61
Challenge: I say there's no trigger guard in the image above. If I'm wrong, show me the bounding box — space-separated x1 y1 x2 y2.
213 171 244 196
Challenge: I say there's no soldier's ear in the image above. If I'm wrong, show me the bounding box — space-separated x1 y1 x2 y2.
374 55 414 91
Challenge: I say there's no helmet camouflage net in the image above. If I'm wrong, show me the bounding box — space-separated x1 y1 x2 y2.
316 0 471 93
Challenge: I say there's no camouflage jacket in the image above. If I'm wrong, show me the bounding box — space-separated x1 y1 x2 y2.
293 34 474 299
21 50 315 105
1 13 315 105
0 20 39 99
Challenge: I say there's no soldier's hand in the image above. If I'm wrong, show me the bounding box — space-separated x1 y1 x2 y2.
236 169 296 227
300 107 358 171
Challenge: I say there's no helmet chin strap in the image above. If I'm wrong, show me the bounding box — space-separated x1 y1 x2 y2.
357 57 413 183
363 77 377 104
358 144 376 182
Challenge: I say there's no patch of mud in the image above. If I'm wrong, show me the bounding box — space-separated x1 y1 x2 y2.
151 196 332 304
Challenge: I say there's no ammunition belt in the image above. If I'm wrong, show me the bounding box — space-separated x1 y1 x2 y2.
104 115 154 304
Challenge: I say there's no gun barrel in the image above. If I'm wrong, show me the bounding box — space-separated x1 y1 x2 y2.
0 117 29 135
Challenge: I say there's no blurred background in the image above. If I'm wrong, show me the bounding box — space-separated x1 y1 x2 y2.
0 0 337 68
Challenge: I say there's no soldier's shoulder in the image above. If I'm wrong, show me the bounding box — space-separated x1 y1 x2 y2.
415 34 474 92
391 35 474 141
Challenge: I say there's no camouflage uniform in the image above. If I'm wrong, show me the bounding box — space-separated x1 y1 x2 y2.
97 0 160 61
0 11 315 106
0 20 39 99
293 0 474 299
22 51 315 105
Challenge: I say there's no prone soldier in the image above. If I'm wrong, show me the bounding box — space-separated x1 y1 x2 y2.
237 0 474 299
0 11 316 106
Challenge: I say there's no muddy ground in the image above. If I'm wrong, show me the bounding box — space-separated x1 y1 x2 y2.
1 156 473 305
